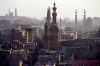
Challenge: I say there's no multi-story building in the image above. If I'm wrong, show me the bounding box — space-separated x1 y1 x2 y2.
0 19 12 28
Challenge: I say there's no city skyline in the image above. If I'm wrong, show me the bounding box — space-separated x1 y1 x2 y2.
0 1 100 66
0 0 100 19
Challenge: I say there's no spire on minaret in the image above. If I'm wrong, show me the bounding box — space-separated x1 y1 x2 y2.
52 2 57 24
47 7 51 20
83 9 86 32
54 2 56 7
84 10 86 15
46 7 51 26
75 10 77 15
15 8 17 16
83 9 86 26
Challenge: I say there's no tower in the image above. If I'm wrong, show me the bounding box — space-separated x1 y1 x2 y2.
44 23 48 37
60 18 62 30
8 8 10 16
83 10 86 32
48 2 61 51
83 10 86 27
75 10 77 31
52 2 57 25
46 7 51 27
43 23 49 50
59 18 62 35
42 7 51 50
15 8 17 16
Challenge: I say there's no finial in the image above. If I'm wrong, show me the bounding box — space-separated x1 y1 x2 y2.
54 0 55 4
48 7 50 10
54 2 56 7
47 7 51 14
84 9 86 14
75 10 77 14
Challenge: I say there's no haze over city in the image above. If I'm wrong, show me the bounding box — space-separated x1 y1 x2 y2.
0 0 100 66
0 0 100 19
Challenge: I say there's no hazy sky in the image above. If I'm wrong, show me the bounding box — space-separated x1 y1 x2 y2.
0 0 100 19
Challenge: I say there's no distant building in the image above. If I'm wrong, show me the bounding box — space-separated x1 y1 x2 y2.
12 29 26 42
0 19 12 29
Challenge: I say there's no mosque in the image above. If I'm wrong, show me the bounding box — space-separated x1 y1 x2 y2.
42 2 61 51
43 2 93 51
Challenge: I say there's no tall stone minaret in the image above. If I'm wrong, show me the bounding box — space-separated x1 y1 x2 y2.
83 10 86 27
46 7 51 27
52 2 57 25
43 23 49 50
83 10 86 32
42 7 51 50
60 18 62 30
44 23 48 37
15 8 17 16
75 10 77 31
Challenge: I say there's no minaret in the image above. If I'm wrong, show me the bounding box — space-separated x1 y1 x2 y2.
46 7 51 26
8 8 10 16
15 8 17 16
83 10 86 27
75 10 77 31
43 23 49 50
42 7 51 50
60 18 62 30
52 2 57 24
44 23 48 37
83 10 86 32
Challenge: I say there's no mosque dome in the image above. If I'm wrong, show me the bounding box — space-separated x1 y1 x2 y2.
87 17 92 22
86 17 92 25
34 37 44 48
49 24 59 33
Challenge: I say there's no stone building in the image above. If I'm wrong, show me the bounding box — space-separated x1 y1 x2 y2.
43 2 61 51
